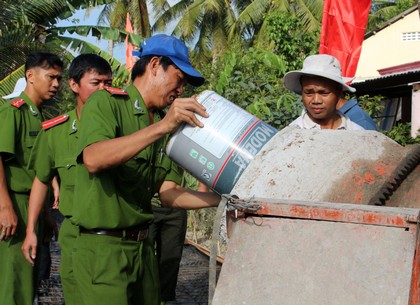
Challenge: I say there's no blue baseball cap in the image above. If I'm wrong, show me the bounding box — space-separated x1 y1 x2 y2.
132 34 205 87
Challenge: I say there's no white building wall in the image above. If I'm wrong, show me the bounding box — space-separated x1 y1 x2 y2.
412 84 420 138
355 10 420 80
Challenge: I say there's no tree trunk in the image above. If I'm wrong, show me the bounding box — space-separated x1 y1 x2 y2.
108 39 114 56
137 0 151 37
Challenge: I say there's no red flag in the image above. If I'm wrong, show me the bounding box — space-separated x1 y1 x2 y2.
319 0 372 78
125 13 134 71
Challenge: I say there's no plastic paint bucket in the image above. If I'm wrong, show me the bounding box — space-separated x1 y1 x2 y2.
166 90 277 194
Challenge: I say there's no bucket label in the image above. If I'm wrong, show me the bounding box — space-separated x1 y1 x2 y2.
181 95 253 158
213 121 277 194
166 90 277 194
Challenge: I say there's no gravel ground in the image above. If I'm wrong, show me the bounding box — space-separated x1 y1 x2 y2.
36 212 221 305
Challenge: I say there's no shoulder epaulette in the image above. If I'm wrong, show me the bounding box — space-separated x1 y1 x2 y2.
103 86 128 95
10 99 25 109
42 114 69 130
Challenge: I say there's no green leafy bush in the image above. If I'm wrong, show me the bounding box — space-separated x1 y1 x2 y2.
382 123 420 146
266 12 319 72
356 94 385 118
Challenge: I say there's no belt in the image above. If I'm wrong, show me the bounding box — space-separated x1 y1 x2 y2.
80 227 149 242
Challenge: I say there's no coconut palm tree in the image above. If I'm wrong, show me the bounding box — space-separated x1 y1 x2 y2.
96 0 151 59
151 0 324 61
151 0 237 61
97 1 151 39
367 0 418 31
0 0 143 103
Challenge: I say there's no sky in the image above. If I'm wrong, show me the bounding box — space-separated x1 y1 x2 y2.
56 5 126 63
56 4 177 65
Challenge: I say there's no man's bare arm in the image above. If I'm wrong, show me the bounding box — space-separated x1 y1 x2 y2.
51 176 60 209
159 180 220 209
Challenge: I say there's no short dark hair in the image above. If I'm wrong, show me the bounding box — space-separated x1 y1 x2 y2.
69 54 112 84
131 56 174 81
24 52 64 74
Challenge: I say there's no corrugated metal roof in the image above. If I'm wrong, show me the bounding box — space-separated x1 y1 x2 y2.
352 69 420 97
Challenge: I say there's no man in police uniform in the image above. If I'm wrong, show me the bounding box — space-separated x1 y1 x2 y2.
149 177 208 304
0 52 63 305
72 34 221 305
21 54 113 305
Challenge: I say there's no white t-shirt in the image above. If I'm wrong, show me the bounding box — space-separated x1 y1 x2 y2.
290 110 365 130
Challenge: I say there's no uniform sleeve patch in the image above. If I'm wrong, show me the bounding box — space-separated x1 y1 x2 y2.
42 114 69 130
10 99 25 108
103 86 128 95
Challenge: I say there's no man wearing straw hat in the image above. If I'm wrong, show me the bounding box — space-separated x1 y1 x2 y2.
283 54 365 130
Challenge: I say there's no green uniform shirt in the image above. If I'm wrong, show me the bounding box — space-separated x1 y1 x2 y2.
30 109 79 216
0 92 43 193
72 85 182 229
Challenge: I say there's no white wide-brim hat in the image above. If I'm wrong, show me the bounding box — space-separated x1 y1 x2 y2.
283 54 355 94
2 78 26 99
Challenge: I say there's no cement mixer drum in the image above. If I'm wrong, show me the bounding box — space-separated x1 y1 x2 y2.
231 126 420 207
210 128 419 305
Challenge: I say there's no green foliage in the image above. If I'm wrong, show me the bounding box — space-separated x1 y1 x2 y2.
0 0 134 115
382 123 420 146
153 0 323 62
181 171 201 190
187 208 217 242
354 93 420 146
367 0 417 32
190 13 320 130
0 0 114 80
354 94 418 146
354 94 385 118
266 12 319 71
181 171 216 242
183 14 316 130
206 45 301 129
0 68 25 105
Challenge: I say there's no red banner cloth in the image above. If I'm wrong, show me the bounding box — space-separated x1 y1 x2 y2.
125 13 134 71
319 0 372 78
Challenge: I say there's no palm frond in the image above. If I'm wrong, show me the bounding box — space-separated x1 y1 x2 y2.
202 0 223 14
152 0 197 32
96 4 113 26
0 25 61 79
231 0 271 39
58 36 130 81
51 25 141 43
0 68 25 105
173 0 206 41
293 0 323 32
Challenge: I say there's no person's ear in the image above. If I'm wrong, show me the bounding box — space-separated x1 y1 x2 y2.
149 56 161 76
26 69 34 84
69 79 79 94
